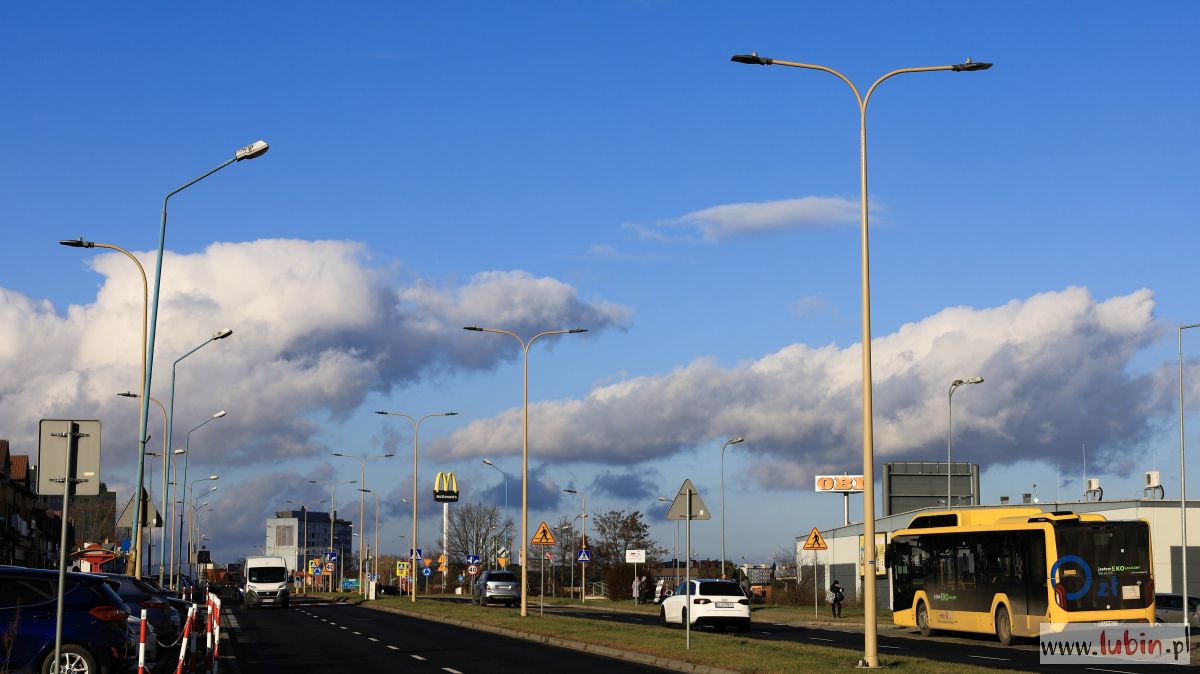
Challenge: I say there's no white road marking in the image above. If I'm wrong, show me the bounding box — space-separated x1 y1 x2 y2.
968 655 1009 661
339 626 348 630
353 631 362 635
411 655 427 661
809 637 834 642
773 623 788 626
368 637 380 642
227 615 240 628
387 645 399 651
1085 669 1139 674
879 645 904 650
443 669 463 674
759 631 771 635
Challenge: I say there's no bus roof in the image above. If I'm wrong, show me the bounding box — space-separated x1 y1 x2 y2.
899 507 1109 532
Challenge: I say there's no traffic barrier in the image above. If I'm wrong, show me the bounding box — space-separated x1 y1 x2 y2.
138 609 147 674
175 605 196 674
209 594 222 674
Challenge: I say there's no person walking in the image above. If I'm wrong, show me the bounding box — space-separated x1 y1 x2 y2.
632 575 642 605
829 579 844 618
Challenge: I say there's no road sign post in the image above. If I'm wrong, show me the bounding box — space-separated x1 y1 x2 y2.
802 527 828 618
666 479 710 650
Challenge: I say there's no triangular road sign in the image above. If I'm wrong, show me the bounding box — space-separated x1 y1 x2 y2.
802 527 828 551
116 489 162 528
665 479 711 521
531 521 556 545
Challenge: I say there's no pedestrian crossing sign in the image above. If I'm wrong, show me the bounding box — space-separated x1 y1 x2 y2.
577 549 591 563
803 527 828 551
531 521 556 546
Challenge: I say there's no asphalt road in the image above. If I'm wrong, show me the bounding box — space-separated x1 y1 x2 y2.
225 597 671 674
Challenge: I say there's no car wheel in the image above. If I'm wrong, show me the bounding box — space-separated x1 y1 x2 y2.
995 605 1013 646
917 601 933 637
680 608 688 628
41 644 98 674
660 606 669 627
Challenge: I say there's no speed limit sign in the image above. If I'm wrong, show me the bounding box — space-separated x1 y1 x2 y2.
467 564 479 575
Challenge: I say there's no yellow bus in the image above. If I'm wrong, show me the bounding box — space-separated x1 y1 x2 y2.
887 507 1154 645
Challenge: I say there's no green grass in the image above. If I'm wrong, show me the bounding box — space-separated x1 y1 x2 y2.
365 596 1025 674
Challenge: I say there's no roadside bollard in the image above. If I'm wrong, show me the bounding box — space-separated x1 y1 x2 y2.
210 595 222 674
175 605 195 674
137 609 147 674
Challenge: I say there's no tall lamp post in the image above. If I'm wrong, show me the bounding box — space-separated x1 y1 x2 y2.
482 459 510 566
374 410 458 602
730 52 990 668
189 501 213 582
286 498 326 595
464 325 587 616
162 328 233 584
170 411 225 589
1179 323 1199 617
947 377 984 507
61 237 148 575
117 391 168 575
185 478 217 581
719 436 745 579
136 141 266 585
332 451 394 596
310 478 358 592
562 489 587 603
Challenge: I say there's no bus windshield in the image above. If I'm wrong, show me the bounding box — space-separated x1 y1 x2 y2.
1053 521 1152 611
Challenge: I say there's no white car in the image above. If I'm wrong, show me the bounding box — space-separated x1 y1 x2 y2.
659 579 751 632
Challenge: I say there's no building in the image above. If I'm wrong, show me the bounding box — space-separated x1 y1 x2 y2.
266 509 352 574
0 439 69 567
797 499 1200 606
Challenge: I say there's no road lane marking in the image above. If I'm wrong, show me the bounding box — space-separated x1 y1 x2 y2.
353 631 362 635
339 626 348 630
411 655 427 661
808 637 833 642
442 669 463 674
1085 669 1139 674
387 645 399 651
368 637 379 642
879 645 904 650
968 655 1009 661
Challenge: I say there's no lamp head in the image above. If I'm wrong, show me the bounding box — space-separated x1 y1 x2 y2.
482 459 493 465
952 58 992 72
383 453 395 458
213 411 227 419
444 412 459 417
657 496 670 502
731 52 773 66
59 237 95 248
463 326 483 332
568 328 588 334
967 376 985 384
235 140 269 161
214 328 233 340
563 488 577 495
332 452 345 457
730 436 745 445
117 391 138 398
373 410 387 415
173 448 186 455
209 475 219 480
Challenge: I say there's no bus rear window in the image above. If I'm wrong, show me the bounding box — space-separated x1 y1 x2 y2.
1053 522 1151 611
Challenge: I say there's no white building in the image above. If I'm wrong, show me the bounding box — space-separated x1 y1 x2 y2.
265 509 352 575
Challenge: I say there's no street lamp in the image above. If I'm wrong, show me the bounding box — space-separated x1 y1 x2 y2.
171 411 225 589
482 459 510 566
161 328 232 582
286 498 326 595
332 451 394 596
374 410 458 603
355 488 383 594
719 436 745 579
62 237 148 575
310 478 358 592
562 488 587 603
1179 323 1200 622
730 52 990 668
186 477 218 581
117 391 168 576
464 325 587 616
947 377 984 507
136 141 265 585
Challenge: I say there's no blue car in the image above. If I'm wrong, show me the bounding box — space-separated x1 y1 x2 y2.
0 566 131 674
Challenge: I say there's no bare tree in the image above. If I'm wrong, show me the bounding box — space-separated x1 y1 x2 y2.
591 510 664 570
445 502 509 567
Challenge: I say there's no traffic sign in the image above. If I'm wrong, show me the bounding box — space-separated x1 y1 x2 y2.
497 557 508 568
423 558 432 568
468 564 479 575
466 555 481 565
410 548 423 559
803 527 828 551
326 551 338 562
324 562 335 572
313 568 322 577
437 553 447 563
577 549 591 563
397 561 409 577
665 479 711 520
531 521 556 546
422 567 431 577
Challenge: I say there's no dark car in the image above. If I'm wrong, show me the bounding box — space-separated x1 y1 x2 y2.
92 573 180 646
472 570 520 607
140 577 192 619
0 566 131 674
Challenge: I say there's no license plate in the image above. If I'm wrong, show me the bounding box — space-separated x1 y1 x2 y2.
1098 620 1117 626
716 601 734 608
262 598 275 603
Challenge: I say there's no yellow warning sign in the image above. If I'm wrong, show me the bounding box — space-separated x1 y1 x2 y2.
531 521 556 546
803 527 828 551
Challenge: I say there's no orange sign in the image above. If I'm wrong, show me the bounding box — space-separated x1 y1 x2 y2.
802 527 828 551
814 475 864 493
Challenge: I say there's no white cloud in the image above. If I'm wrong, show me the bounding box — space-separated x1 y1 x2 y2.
0 239 628 479
640 196 860 242
433 287 1178 483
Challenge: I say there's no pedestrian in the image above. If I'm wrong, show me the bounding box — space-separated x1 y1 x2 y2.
633 575 641 604
641 576 652 603
829 579 844 618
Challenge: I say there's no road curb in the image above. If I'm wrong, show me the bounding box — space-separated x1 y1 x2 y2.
365 603 741 674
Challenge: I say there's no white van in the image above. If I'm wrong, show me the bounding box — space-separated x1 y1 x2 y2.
243 556 290 609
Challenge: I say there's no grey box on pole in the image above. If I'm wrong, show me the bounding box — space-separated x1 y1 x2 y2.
38 419 102 496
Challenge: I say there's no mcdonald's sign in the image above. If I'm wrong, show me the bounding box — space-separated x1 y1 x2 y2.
434 471 459 503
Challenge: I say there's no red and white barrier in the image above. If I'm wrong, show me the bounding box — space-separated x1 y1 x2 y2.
137 609 147 674
174 604 196 674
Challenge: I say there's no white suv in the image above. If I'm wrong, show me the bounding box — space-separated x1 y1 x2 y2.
659 579 750 632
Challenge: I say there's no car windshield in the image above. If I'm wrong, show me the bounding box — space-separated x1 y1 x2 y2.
698 582 745 597
488 572 517 582
248 567 288 583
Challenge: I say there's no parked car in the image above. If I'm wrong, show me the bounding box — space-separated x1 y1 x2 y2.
92 573 180 646
1155 593 1200 627
472 570 520 607
0 565 131 674
139 577 192 619
659 579 751 632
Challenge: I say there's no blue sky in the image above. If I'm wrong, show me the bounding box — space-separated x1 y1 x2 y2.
3 2 1199 566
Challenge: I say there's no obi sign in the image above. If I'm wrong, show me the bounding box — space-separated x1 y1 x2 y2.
814 475 864 493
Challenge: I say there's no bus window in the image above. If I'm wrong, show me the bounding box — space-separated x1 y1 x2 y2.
1053 522 1151 611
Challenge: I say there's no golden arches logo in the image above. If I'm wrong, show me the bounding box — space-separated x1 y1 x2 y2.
433 471 459 502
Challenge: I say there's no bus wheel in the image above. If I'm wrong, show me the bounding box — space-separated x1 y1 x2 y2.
917 601 934 637
995 605 1013 646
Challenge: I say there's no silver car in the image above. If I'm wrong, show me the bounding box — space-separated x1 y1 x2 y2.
1155 593 1200 627
473 570 520 607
